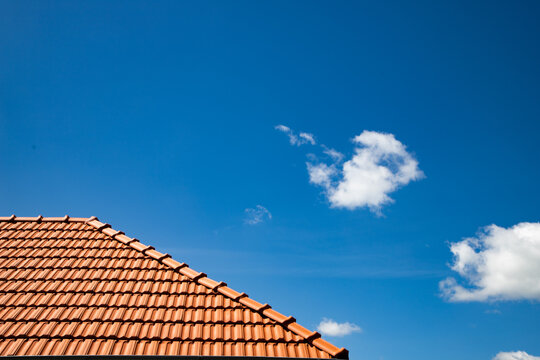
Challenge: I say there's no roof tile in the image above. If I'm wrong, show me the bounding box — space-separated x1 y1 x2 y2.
217 286 248 300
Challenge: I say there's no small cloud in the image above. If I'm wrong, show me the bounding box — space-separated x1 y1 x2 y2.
275 124 290 132
309 130 423 213
493 351 540 360
275 127 423 214
244 205 272 225
299 132 316 145
317 318 362 337
275 124 316 146
440 222 540 302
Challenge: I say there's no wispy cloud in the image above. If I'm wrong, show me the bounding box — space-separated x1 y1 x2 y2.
440 222 540 302
317 318 362 337
244 205 272 225
322 145 344 163
493 351 540 360
275 124 316 146
276 125 423 213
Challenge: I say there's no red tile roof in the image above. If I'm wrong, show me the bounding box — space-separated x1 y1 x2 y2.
0 216 348 359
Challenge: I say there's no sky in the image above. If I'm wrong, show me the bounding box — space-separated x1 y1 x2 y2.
1 1 540 359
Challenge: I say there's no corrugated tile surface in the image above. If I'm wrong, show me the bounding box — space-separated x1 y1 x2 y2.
0 216 348 358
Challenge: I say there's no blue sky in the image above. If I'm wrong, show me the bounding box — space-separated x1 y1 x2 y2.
1 1 540 359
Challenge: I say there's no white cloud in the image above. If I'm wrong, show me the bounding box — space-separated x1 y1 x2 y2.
322 145 344 163
493 351 540 360
307 162 337 188
317 318 362 337
440 222 540 302
308 130 423 213
275 126 423 213
275 124 316 146
244 205 272 225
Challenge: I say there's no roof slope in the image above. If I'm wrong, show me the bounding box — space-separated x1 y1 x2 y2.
0 216 348 359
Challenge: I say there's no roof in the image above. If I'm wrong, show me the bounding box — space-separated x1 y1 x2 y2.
0 216 348 359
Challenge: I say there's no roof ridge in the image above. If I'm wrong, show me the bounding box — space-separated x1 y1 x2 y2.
83 217 348 359
0 215 90 223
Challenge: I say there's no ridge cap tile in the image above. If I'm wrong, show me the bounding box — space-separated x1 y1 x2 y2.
179 267 206 281
238 297 271 312
113 234 133 244
217 286 247 301
102 228 123 237
160 257 187 270
262 308 296 325
0 216 91 223
197 277 225 290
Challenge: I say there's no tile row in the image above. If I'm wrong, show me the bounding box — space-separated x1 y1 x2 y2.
0 230 108 240
0 256 162 270
0 246 142 259
0 338 330 358
0 279 212 295
1 268 184 281
0 238 123 250
0 292 246 309
0 306 272 324
0 321 302 342
0 221 89 231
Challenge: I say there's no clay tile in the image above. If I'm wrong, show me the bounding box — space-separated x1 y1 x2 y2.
114 234 132 244
212 281 227 290
85 218 108 230
286 322 320 341
129 241 151 252
239 297 270 312
159 253 172 261
101 227 122 237
86 216 98 222
145 249 168 261
127 237 139 244
142 246 155 253
217 286 247 301
97 223 111 231
193 272 207 281
8 215 15 222
37 215 43 223
72 217 87 222
311 338 348 358
179 267 206 281
262 308 295 324
161 257 187 270
62 215 70 222
197 277 221 290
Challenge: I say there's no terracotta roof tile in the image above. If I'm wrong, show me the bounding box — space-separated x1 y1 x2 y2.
0 216 348 358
